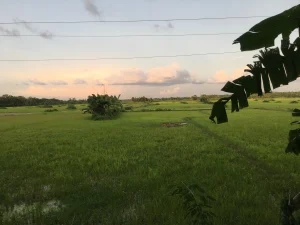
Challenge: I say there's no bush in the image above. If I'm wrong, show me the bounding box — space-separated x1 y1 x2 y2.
87 94 123 120
66 104 77 110
0 106 7 109
39 105 53 108
124 106 133 111
44 109 58 112
170 183 216 225
191 95 198 100
180 101 188 104
263 100 270 103
140 109 152 112
290 101 298 104
155 108 172 111
200 95 211 103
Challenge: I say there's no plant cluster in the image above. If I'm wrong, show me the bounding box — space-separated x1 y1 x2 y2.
87 94 123 120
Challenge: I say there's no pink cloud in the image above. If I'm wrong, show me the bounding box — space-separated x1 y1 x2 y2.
208 68 246 84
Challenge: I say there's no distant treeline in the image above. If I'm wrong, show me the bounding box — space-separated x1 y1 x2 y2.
249 92 300 99
0 95 87 107
201 92 300 100
130 96 194 102
131 96 154 102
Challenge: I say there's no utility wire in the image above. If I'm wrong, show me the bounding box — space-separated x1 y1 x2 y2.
0 16 268 25
0 51 240 62
0 32 242 38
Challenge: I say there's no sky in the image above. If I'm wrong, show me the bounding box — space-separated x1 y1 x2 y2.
0 0 299 99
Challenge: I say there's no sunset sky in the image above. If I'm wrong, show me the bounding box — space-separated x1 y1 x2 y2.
0 0 299 99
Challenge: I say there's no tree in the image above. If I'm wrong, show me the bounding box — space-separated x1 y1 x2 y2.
191 95 198 100
87 94 123 120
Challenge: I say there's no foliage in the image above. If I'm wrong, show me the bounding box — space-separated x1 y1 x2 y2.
124 106 133 111
0 94 87 107
131 96 153 102
290 101 298 104
0 107 7 109
87 94 123 120
155 108 172 111
39 105 53 108
140 108 152 112
44 109 58 112
181 101 189 104
170 183 216 225
66 104 77 110
191 95 198 100
200 95 209 103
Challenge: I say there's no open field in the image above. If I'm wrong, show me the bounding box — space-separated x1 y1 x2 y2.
1 98 300 224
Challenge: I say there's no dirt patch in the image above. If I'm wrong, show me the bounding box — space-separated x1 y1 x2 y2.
161 122 188 128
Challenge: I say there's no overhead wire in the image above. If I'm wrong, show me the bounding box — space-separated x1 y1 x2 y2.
0 32 242 38
0 51 241 62
0 16 268 25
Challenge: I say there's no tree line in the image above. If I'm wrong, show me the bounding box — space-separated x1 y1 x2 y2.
0 94 87 107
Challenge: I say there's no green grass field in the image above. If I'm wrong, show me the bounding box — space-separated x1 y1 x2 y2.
1 98 300 224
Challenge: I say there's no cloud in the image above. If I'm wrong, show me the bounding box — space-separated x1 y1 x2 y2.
28 79 47 86
73 79 87 85
106 64 205 86
153 22 174 32
83 0 101 18
13 18 53 39
207 68 245 84
160 86 180 95
0 26 20 36
49 80 68 85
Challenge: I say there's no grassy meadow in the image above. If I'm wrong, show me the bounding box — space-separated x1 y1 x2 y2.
1 98 300 224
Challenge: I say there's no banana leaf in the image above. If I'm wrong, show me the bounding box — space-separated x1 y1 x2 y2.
233 4 300 51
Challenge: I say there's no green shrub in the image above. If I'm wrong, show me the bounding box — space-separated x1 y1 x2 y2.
181 101 188 104
124 106 133 111
39 105 53 108
140 109 152 112
44 109 58 112
263 100 270 103
290 101 298 104
0 106 7 109
170 183 216 225
66 104 77 110
155 108 172 111
87 94 123 120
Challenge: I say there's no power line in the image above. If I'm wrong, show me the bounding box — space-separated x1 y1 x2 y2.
0 16 268 25
0 32 242 38
0 51 240 62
